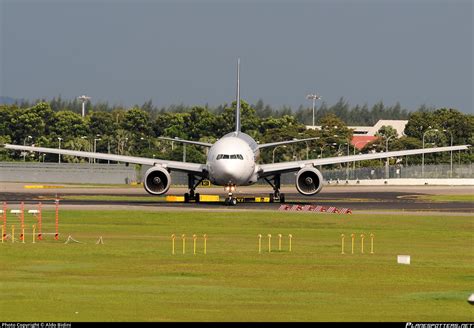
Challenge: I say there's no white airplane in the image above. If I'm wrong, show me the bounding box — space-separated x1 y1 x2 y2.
3 60 469 205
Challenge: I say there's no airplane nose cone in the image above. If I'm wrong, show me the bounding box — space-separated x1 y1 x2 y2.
220 162 240 181
213 160 250 185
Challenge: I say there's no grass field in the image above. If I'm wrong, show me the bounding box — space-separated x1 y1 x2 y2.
0 210 472 322
415 194 474 202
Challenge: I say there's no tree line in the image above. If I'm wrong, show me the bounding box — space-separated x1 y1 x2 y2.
12 96 416 126
0 99 472 166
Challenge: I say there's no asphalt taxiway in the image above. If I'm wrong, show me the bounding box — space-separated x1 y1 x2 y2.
0 183 472 213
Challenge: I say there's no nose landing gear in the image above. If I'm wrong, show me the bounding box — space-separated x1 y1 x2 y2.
224 184 237 206
224 196 237 206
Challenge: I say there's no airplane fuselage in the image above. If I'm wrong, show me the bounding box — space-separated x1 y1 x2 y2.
206 132 259 186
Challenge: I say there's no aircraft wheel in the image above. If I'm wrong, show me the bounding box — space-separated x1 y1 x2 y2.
195 193 200 203
184 193 190 203
269 193 274 203
225 197 237 206
280 193 286 203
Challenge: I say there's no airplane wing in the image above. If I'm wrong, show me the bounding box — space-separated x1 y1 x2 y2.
257 145 470 177
158 137 213 148
257 137 320 149
3 144 206 175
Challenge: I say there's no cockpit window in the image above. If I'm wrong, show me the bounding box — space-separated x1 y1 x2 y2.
216 154 244 160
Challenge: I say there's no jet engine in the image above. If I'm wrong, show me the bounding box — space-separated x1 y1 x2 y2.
143 166 171 195
295 167 324 196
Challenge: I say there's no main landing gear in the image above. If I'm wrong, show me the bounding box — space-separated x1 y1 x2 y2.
264 174 286 203
184 174 204 203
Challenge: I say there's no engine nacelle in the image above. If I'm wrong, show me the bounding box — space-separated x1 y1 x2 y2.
143 166 171 195
295 167 324 196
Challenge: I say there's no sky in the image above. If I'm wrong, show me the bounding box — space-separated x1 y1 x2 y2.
0 0 472 113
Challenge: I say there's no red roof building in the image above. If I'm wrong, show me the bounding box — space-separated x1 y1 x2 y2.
351 135 378 150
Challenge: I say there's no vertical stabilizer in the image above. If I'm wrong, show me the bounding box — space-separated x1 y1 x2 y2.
235 58 241 133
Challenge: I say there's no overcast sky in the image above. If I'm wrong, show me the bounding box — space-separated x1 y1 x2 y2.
1 0 472 113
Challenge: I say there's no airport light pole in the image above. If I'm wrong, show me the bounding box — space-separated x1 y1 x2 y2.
94 137 101 164
124 137 128 155
352 141 366 180
293 137 316 160
78 95 91 118
107 139 111 164
81 136 92 163
304 140 309 160
337 143 347 156
320 142 337 159
422 127 438 177
443 129 453 178
272 145 287 163
385 136 394 179
352 141 366 172
306 94 321 127
345 141 350 180
23 135 32 162
319 142 337 171
174 137 186 162
140 137 151 150
336 142 349 180
57 137 63 164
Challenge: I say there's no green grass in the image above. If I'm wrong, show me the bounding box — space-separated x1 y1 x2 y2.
0 210 472 322
59 195 164 202
416 194 474 202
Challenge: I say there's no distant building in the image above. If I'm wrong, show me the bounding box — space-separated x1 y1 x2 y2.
306 119 409 150
350 135 378 150
306 119 408 137
347 120 409 137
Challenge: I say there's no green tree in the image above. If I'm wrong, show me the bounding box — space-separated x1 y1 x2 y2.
87 111 117 137
404 111 436 139
115 129 133 155
121 107 152 138
62 137 92 163
50 111 89 140
0 135 12 160
10 108 46 144
185 106 217 139
319 113 353 145
375 125 398 140
0 105 15 136
153 112 188 139
216 100 259 136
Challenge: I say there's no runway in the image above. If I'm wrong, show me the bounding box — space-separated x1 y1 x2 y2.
0 183 472 213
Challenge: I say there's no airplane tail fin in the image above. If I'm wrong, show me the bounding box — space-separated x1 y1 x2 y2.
235 58 241 133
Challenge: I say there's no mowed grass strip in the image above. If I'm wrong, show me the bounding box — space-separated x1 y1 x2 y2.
0 210 472 322
415 194 474 202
